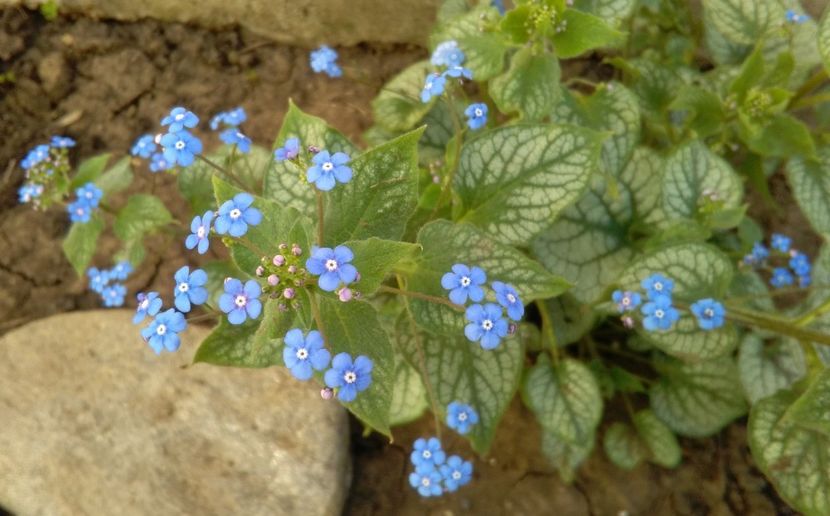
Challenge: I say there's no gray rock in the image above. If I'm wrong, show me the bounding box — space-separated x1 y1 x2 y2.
3 0 442 46
0 310 350 516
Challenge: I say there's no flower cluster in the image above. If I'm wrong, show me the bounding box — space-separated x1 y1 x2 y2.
408 437 473 497
741 233 812 288
87 261 132 307
66 182 103 223
786 9 810 24
309 45 342 78
17 136 74 208
612 273 726 331
421 40 473 103
441 264 523 350
306 245 360 297
210 107 247 131
273 136 353 192
256 242 309 310
160 107 203 167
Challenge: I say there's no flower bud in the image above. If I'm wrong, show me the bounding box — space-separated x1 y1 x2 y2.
291 244 302 256
283 287 295 300
255 266 264 277
278 303 288 312
621 316 634 329
320 387 334 400
308 145 320 154
273 255 286 266
279 243 288 250
267 274 280 286
508 323 517 335
287 265 297 274
338 287 353 302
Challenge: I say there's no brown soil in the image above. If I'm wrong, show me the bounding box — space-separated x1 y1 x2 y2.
0 7 793 516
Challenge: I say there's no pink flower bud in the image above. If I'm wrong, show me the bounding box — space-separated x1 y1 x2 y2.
621 316 634 329
278 303 288 312
308 145 320 154
273 255 286 266
291 244 302 256
287 265 297 274
338 287 353 302
283 287 295 300
354 271 361 282
279 243 288 250
320 387 334 400
255 266 264 277
508 323 517 335
267 274 280 286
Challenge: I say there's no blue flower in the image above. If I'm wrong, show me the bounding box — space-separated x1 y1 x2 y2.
149 153 172 173
160 130 203 167
770 267 794 288
51 135 75 148
173 266 209 313
214 192 262 237
410 437 445 468
800 274 812 288
464 103 488 130
67 199 93 223
790 252 811 277
441 264 486 304
446 402 479 435
690 298 725 331
21 144 50 169
218 278 262 325
612 290 642 313
282 329 332 381
219 128 252 153
641 295 679 331
141 308 187 354
133 291 163 324
492 281 523 320
131 134 156 158
110 260 133 281
209 107 247 130
420 73 446 103
274 137 300 161
744 242 769 265
409 465 443 497
101 283 127 307
17 183 43 203
443 66 473 80
310 45 342 78
75 182 102 207
324 352 373 402
431 41 465 67
786 9 810 24
492 0 506 15
440 455 473 492
185 210 213 254
641 273 674 300
161 107 199 133
771 233 791 253
464 303 509 350
306 245 359 292
87 267 110 293
306 150 352 191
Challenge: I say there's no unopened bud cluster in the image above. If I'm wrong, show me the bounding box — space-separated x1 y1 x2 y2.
256 242 308 310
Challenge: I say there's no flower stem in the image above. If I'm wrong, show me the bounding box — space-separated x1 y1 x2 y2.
308 291 327 341
236 236 269 259
377 285 465 312
316 189 325 246
196 154 247 191
186 311 219 323
794 297 830 328
724 306 830 346
428 95 464 221
536 299 560 367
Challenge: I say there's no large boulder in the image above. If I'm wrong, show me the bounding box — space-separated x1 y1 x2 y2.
0 310 350 516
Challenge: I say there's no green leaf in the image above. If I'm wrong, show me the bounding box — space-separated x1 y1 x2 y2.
213 176 313 275
739 113 816 159
738 334 806 404
787 146 830 238
62 214 104 276
550 9 625 58
178 156 217 215
70 154 110 189
650 356 747 437
491 47 561 121
430 6 508 81
703 8 751 65
372 61 434 133
531 147 661 303
633 409 682 468
820 7 830 74
603 422 646 469
619 243 737 361
749 388 830 516
785 368 830 437
572 0 636 27
193 298 292 368
95 157 133 196
548 294 596 346
702 0 784 45
113 195 172 253
524 356 603 443
669 85 725 138
344 238 421 295
541 430 594 482
319 297 394 437
275 100 357 154
388 351 429 426
324 128 423 243
407 220 571 335
455 124 602 246
399 315 524 453
662 141 743 222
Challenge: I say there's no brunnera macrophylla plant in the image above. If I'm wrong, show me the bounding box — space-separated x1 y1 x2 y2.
15 0 830 510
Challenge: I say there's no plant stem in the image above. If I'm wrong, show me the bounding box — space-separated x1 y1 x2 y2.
790 68 828 106
723 306 830 346
316 189 325 246
791 91 830 111
186 311 219 323
428 95 464 221
308 291 327 340
377 285 465 312
536 299 560 367
794 297 830 328
237 236 269 259
196 154 247 190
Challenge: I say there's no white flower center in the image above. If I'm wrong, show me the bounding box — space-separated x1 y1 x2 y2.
654 309 665 319
175 140 185 150
460 276 471 287
425 80 433 89
507 293 517 304
140 299 149 310
458 412 468 421
325 259 338 272
296 348 308 360
230 208 242 219
235 295 247 307
621 296 630 306
343 371 357 384
452 471 462 480
236 132 244 140
421 477 431 487
322 162 334 172
422 450 431 459
175 113 184 121
76 207 85 215
704 308 714 318
654 283 663 291
156 324 167 336
474 108 483 117
197 226 206 238
481 319 493 331
178 282 189 293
